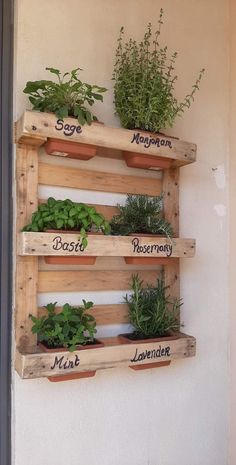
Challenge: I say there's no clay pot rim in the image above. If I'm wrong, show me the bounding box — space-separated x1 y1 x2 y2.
118 332 179 345
38 338 104 353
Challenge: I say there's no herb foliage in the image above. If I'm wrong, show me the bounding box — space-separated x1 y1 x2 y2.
30 301 97 352
24 67 107 125
110 194 172 238
23 197 111 248
124 274 181 339
113 9 205 132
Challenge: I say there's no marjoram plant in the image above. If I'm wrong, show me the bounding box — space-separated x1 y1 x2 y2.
113 8 205 133
23 67 107 125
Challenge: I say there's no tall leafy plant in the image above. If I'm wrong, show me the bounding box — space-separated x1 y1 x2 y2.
23 197 111 248
113 9 205 132
30 301 97 351
124 274 181 339
24 67 107 125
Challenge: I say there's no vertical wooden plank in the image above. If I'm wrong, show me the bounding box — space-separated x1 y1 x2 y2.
163 168 180 323
15 145 38 350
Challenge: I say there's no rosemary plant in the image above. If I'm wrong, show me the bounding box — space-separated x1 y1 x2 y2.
113 9 205 132
110 194 173 238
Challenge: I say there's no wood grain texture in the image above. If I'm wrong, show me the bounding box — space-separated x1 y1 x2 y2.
15 145 39 349
16 111 197 166
18 233 196 258
38 270 160 292
163 168 180 321
39 304 129 325
39 162 162 195
15 332 196 379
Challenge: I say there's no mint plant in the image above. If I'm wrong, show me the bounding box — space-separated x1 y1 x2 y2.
23 67 107 125
124 274 181 339
113 9 205 132
110 194 173 238
23 197 111 248
30 301 97 351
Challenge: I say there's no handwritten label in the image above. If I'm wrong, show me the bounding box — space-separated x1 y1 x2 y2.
132 238 172 256
52 236 85 253
55 119 82 137
51 354 80 371
131 132 172 149
130 345 171 363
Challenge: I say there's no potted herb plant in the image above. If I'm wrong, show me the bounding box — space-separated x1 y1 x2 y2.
120 274 181 370
30 301 103 381
23 197 111 265
110 193 173 264
113 9 205 170
23 67 107 160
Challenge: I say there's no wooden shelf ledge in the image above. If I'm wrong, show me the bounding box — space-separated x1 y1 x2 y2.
15 332 196 379
18 233 196 258
15 111 197 167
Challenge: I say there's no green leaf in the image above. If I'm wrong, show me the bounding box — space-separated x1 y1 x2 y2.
46 67 61 77
92 93 103 101
56 105 69 119
56 219 64 229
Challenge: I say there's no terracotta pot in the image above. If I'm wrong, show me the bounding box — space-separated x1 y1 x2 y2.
123 151 173 170
125 233 172 265
44 138 97 160
118 333 178 345
44 256 96 265
44 230 99 265
124 257 173 265
38 339 104 382
119 333 177 372
130 361 171 371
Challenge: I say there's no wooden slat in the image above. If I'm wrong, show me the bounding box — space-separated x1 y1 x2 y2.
39 162 162 196
16 145 39 349
16 111 197 166
18 233 196 258
38 304 129 325
163 168 180 322
38 270 160 292
15 332 196 379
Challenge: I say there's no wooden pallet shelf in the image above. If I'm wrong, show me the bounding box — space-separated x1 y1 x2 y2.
15 111 197 167
15 332 196 380
18 232 196 258
15 112 197 379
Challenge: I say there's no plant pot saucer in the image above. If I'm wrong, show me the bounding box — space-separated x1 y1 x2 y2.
44 229 99 265
38 339 104 382
123 151 173 170
44 138 97 160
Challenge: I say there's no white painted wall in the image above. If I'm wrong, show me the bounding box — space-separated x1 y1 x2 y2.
14 1 230 465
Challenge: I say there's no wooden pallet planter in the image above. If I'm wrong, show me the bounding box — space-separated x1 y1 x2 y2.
18 233 195 258
15 332 196 380
15 111 197 168
15 111 197 380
